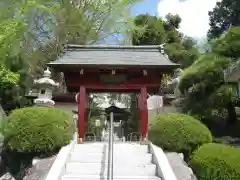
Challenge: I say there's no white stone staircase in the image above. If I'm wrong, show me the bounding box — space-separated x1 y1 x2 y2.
61 142 161 180
45 132 177 180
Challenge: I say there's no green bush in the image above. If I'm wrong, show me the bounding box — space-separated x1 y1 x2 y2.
189 143 240 180
149 113 212 155
3 107 75 154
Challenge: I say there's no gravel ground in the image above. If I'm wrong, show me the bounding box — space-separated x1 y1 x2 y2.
23 156 56 180
165 152 197 180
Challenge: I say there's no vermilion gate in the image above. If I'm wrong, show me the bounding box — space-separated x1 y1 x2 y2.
48 45 178 142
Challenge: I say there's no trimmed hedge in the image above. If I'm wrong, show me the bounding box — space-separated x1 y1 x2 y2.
189 143 240 180
149 113 212 155
3 107 75 154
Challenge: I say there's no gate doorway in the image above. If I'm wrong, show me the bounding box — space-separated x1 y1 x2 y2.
48 45 178 143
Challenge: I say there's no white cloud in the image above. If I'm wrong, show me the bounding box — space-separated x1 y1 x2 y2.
158 0 221 39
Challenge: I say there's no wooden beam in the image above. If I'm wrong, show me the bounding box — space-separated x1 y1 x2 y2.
70 84 158 89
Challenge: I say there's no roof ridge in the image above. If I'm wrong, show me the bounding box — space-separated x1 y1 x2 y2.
64 44 162 51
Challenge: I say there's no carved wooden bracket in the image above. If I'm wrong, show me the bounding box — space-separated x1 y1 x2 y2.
80 69 84 75
143 70 148 76
112 69 116 75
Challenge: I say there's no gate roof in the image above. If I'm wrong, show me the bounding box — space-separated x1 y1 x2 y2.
48 44 179 69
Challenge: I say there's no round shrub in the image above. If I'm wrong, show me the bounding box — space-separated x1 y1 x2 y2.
149 113 212 155
3 107 75 154
189 143 240 180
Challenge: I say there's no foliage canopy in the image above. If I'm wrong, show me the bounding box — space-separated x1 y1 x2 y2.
132 13 199 69
3 107 75 154
149 113 212 156
208 0 240 39
190 143 240 180
0 0 143 112
179 27 240 120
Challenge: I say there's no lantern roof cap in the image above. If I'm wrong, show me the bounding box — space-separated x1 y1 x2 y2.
34 67 59 87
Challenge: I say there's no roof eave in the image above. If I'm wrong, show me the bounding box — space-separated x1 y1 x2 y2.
64 44 163 50
48 63 180 69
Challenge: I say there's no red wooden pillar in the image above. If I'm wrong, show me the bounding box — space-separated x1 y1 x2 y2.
78 86 86 141
140 87 148 140
85 93 89 132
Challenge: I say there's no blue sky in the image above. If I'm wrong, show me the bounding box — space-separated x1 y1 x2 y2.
105 0 220 44
131 0 220 39
131 0 159 16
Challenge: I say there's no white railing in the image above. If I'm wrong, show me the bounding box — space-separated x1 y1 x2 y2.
45 132 78 180
149 143 177 180
107 112 114 180
127 132 142 142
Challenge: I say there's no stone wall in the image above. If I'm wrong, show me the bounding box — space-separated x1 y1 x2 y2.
148 105 179 124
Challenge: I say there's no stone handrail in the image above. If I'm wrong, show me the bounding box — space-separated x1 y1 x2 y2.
45 132 78 180
149 143 177 180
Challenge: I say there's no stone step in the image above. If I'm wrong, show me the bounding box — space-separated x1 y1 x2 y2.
72 148 149 155
65 162 157 176
70 153 153 164
74 143 147 147
61 174 161 180
73 145 148 154
74 143 145 148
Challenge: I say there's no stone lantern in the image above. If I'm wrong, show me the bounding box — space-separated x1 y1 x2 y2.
33 67 59 107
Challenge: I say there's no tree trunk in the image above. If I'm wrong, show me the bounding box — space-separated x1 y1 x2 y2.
227 102 237 124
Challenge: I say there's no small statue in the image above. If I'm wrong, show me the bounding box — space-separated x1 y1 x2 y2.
167 68 183 98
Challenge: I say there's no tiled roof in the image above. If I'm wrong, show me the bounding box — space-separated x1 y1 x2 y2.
48 45 179 67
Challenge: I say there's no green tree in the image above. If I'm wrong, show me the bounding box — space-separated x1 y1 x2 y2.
0 0 55 112
165 13 182 29
28 0 143 62
211 27 240 58
28 0 144 96
132 14 166 45
179 27 240 123
0 0 142 112
132 14 199 68
178 53 232 117
208 0 240 39
0 66 20 113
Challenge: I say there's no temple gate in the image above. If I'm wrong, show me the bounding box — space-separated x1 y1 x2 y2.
48 45 178 142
